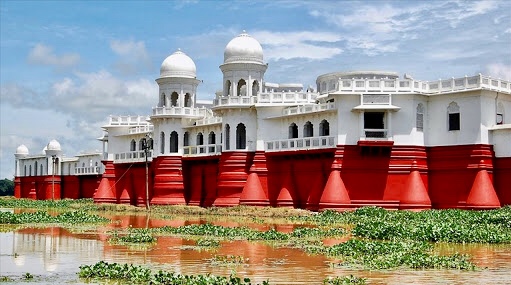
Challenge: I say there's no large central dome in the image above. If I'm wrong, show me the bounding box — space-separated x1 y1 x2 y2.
160 49 197 78
224 31 264 64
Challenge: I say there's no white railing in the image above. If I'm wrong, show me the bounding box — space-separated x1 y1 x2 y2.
107 115 150 126
189 116 222 127
128 125 153 134
152 106 207 117
114 150 153 163
258 92 317 104
183 144 222 156
362 129 388 140
282 102 336 116
332 75 511 95
74 166 101 175
266 136 336 152
213 96 257 106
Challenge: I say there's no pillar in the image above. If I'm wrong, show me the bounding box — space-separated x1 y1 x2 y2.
240 151 270 206
151 156 186 205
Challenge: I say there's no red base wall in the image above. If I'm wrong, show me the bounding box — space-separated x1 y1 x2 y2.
16 144 510 209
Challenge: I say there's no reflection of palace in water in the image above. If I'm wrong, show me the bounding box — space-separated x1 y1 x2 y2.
6 227 102 273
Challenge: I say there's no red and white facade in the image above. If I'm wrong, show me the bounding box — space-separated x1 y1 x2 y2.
14 32 511 210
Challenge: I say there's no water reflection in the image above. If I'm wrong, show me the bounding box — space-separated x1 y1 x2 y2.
1 213 511 284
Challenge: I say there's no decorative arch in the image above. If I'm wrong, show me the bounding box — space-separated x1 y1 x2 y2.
237 79 247 96
170 131 178 153
304 121 314 137
160 132 165 154
160 92 166 106
171 92 179 107
29 165 32 176
184 93 191 107
40 164 43 175
34 161 38 176
289 123 298 139
196 132 204 145
183 132 190 146
130 139 136 151
225 80 232 96
447 102 460 131
225 124 231 150
24 165 27 176
319 119 330 136
252 80 259 96
416 103 424 131
236 123 246 149
208 131 216 153
139 138 145 150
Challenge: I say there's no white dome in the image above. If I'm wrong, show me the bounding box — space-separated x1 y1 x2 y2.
160 49 197 78
16 144 29 155
47 139 61 151
224 31 264 64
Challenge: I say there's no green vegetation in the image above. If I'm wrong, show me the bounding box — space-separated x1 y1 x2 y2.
78 261 269 285
0 210 109 225
109 227 156 244
208 255 248 266
323 275 366 285
295 206 511 244
0 179 14 196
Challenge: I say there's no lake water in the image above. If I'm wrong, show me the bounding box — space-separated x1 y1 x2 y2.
1 213 511 284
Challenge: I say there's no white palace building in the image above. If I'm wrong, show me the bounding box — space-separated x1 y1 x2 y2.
14 32 511 210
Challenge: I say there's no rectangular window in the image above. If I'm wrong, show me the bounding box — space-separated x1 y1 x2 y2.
449 113 460 131
416 113 423 131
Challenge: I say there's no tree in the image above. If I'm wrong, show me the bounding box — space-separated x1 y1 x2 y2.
0 178 14 196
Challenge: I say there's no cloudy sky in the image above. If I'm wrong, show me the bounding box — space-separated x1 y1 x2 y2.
1 0 510 179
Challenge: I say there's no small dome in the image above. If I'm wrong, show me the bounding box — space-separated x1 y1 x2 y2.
47 139 61 151
160 49 197 78
16 144 29 155
224 31 264 64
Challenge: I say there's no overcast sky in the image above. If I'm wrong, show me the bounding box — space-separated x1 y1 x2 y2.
1 0 510 179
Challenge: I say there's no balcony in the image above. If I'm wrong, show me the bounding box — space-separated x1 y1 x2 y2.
106 115 150 127
183 144 222 156
128 125 153 135
266 136 336 152
184 116 222 128
114 150 153 164
281 102 335 117
152 106 207 118
74 166 101 175
257 92 317 104
213 96 257 107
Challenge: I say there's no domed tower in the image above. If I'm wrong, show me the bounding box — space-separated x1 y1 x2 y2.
220 31 267 97
156 49 200 108
150 49 202 205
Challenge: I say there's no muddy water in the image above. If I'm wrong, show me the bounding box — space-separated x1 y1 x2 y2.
1 213 511 284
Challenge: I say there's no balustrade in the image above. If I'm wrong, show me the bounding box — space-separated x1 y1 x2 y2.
114 150 153 163
152 106 206 117
265 136 336 152
74 166 101 175
183 144 222 156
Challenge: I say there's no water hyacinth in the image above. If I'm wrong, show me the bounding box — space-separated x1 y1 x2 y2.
0 210 109 225
79 261 270 285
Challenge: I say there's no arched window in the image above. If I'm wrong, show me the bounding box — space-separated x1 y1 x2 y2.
24 165 27 176
497 102 504 125
225 124 230 150
225 80 231 96
237 79 247 96
208 131 216 144
34 161 38 176
447 102 460 131
184 93 191 107
183 132 190 146
304 121 314 137
170 131 178 153
319 120 330 136
208 131 216 152
68 164 71 175
139 138 145 150
160 132 165 154
196 132 204 145
289 123 298 139
416 103 424 131
130 139 136 151
236 123 246 149
252 80 259 96
160 92 166 107
40 164 43 175
29 165 32 176
171 92 179 107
